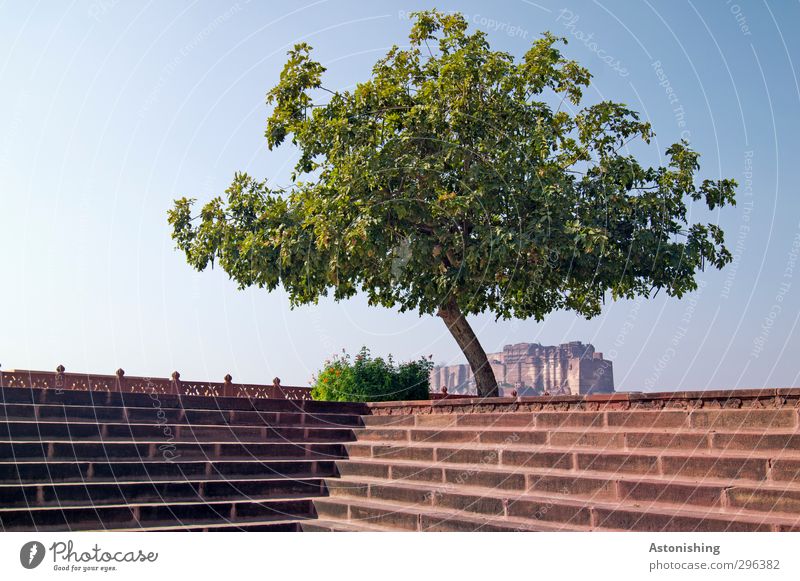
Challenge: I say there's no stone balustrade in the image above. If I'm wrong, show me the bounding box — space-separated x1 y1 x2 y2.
0 365 312 400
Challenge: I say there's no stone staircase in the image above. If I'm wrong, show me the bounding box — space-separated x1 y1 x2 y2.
307 391 800 532
0 386 366 531
3 384 800 532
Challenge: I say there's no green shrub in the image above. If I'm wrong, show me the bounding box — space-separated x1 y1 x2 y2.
311 347 433 402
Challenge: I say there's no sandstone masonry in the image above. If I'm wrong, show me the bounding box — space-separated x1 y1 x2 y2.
430 341 614 396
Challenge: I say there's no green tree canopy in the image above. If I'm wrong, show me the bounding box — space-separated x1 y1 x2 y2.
168 10 736 397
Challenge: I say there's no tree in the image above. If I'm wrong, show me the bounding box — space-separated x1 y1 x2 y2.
168 10 736 398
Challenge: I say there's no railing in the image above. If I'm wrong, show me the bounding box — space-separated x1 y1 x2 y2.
429 389 476 400
0 366 313 400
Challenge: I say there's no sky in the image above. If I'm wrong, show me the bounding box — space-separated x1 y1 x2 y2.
1 0 798 392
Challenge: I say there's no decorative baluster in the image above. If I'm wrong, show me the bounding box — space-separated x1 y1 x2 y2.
115 368 125 392
55 364 66 392
2 364 310 400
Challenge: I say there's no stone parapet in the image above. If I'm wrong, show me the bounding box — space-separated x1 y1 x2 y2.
368 388 800 415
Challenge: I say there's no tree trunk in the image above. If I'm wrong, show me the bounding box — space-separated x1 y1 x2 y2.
437 297 499 398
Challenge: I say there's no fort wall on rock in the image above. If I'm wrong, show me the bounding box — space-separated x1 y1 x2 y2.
431 341 614 396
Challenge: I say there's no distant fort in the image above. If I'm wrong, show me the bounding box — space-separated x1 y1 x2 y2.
430 341 614 396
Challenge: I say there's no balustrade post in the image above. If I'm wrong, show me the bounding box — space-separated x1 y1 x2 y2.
171 371 181 395
115 368 125 393
272 377 281 398
223 374 233 397
55 364 66 392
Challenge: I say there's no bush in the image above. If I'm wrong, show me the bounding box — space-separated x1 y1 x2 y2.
311 347 433 402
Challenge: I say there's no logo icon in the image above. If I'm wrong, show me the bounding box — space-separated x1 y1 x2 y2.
20 541 46 569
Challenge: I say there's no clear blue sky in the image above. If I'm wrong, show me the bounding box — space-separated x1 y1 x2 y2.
1 0 798 392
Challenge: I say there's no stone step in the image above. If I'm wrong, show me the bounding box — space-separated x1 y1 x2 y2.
117 518 309 532
363 408 800 431
0 495 319 532
0 439 346 462
0 386 367 532
0 459 339 483
332 458 800 515
320 477 800 532
300 518 385 532
355 426 800 454
0 420 355 442
312 496 595 532
0 386 368 415
344 441 800 482
0 403 363 428
0 476 327 508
